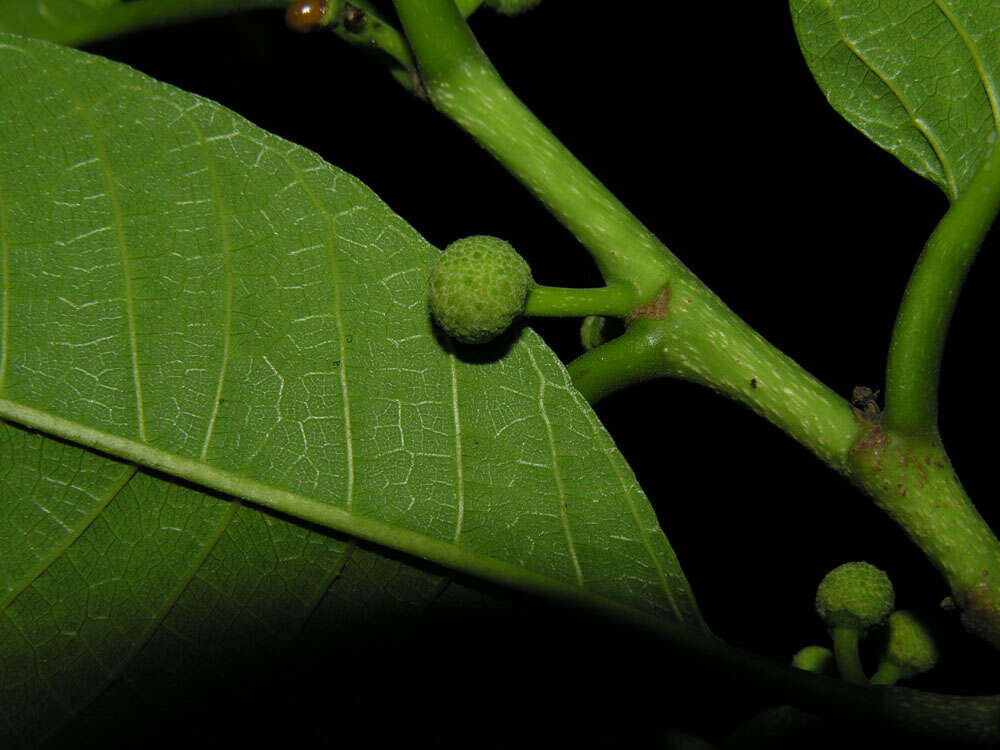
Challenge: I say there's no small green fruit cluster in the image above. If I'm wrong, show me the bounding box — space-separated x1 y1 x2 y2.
815 561 894 630
428 235 532 344
814 562 939 685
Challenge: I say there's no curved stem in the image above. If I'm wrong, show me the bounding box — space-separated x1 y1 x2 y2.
325 0 486 96
525 284 635 318
0 0 285 46
328 1 416 74
884 140 1000 438
391 0 674 302
567 323 667 404
831 627 867 685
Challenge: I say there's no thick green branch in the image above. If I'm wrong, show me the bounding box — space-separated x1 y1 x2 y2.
885 140 1000 438
570 283 862 471
391 0 674 302
570 278 1000 647
849 433 1000 649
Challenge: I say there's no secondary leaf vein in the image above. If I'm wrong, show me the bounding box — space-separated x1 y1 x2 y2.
0 185 8 395
932 0 1000 136
159 100 235 461
525 347 583 587
70 494 240 723
824 0 959 199
286 165 355 511
447 343 465 544
0 461 136 618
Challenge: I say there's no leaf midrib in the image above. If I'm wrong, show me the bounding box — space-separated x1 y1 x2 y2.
0 397 680 630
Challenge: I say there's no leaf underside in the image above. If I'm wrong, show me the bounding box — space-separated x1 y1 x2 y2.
0 31 703 745
790 0 1000 200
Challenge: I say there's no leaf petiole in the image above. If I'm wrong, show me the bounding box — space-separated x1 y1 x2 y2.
884 139 1000 438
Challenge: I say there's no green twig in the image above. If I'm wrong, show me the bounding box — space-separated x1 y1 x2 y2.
327 1 416 79
391 0 672 302
570 309 862 471
0 0 285 46
831 627 867 685
322 0 487 96
884 140 1000 438
525 284 635 318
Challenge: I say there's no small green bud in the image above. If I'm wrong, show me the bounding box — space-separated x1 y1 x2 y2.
884 610 938 678
485 0 542 15
428 235 532 344
815 561 894 631
791 645 835 674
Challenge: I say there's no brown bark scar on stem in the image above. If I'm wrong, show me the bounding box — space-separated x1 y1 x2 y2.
626 286 669 322
958 581 1000 650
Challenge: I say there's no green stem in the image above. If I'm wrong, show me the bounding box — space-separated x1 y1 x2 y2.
391 0 673 302
0 0 285 46
328 1 416 76
571 285 1000 644
884 140 1000 438
392 0 1000 649
849 433 1000 649
568 323 671 404
571 295 863 471
525 284 635 318
831 627 867 685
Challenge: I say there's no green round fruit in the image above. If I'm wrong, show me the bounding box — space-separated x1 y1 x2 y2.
885 610 938 677
815 561 895 630
428 235 532 344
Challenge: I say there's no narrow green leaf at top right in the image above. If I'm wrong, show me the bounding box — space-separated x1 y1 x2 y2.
790 0 1000 201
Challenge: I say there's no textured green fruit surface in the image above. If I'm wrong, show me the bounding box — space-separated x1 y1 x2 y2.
815 561 895 630
429 235 532 344
886 610 938 676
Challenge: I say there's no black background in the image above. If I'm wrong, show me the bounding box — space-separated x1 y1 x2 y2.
71 2 1000 746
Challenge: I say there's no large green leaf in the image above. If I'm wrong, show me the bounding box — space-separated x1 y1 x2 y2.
0 31 704 745
790 0 1000 200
